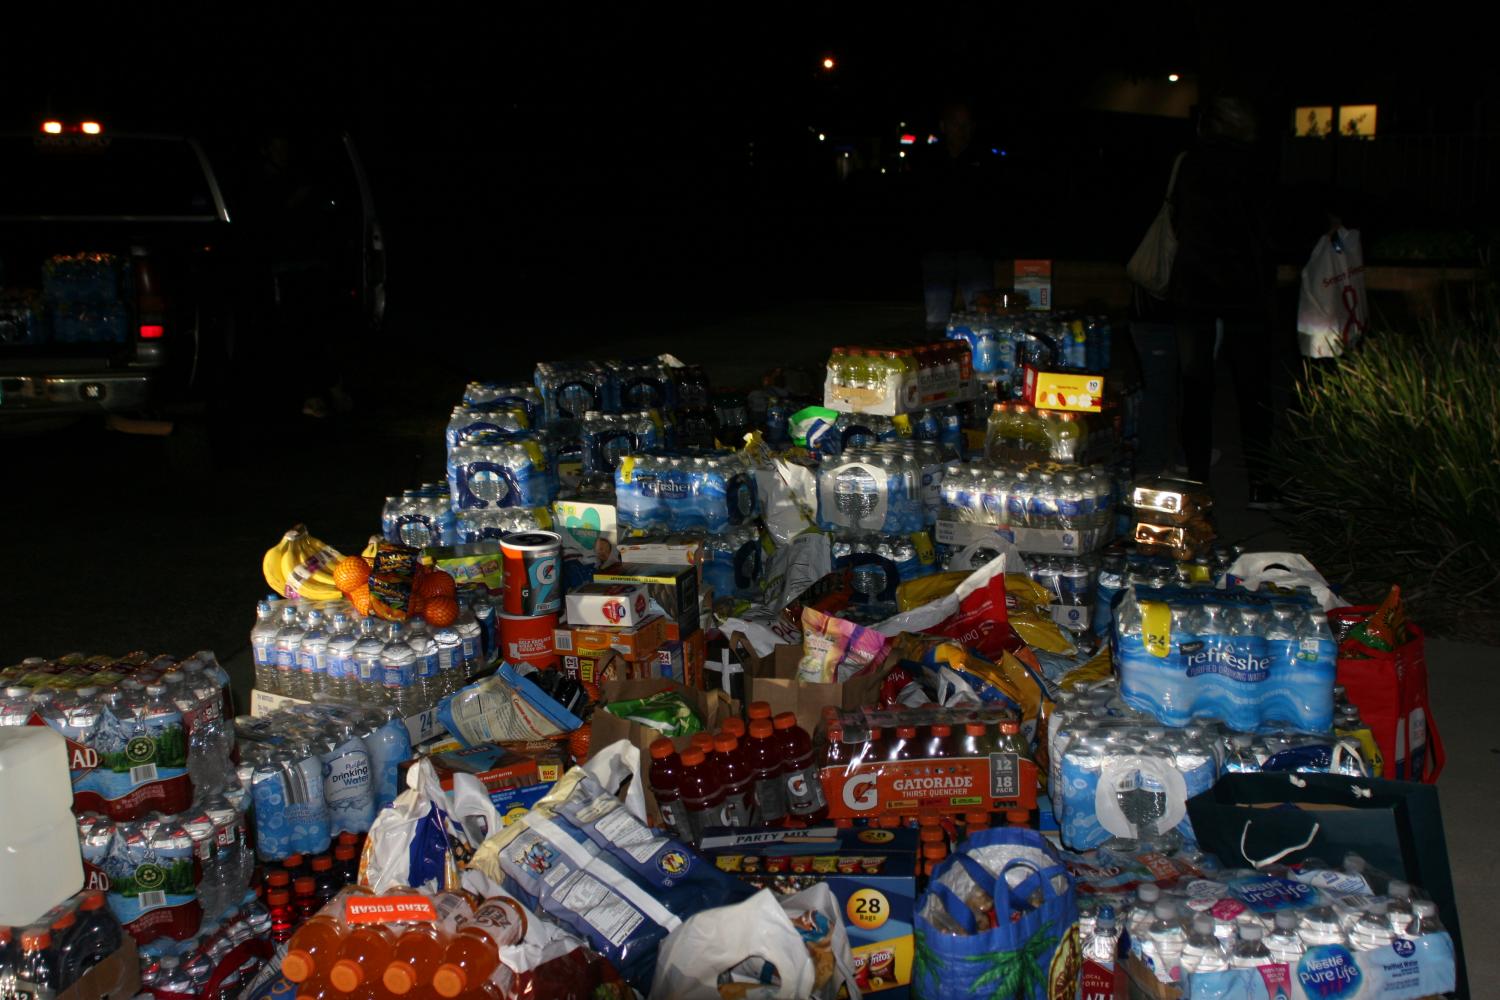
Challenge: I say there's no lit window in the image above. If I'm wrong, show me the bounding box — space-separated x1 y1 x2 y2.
1339 105 1378 139
1294 107 1335 138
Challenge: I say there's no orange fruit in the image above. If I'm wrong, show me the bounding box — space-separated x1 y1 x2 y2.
333 555 372 594
423 596 459 627
348 585 372 616
418 571 457 600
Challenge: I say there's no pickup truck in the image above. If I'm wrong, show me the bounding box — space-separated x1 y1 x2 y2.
0 123 385 423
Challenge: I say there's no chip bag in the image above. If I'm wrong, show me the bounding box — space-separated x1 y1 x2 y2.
798 606 892 683
887 632 1053 752
1339 584 1409 654
437 663 583 747
599 691 703 737
878 553 1012 660
373 539 420 577
1003 573 1077 655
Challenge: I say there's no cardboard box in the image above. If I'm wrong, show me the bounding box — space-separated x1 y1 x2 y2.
559 648 627 686
565 581 651 627
552 500 618 557
399 742 564 823
1022 364 1104 412
1015 258 1053 311
593 563 700 636
418 543 505 591
555 615 667 662
616 538 703 578
699 826 918 997
592 678 738 825
735 637 898 738
655 629 707 686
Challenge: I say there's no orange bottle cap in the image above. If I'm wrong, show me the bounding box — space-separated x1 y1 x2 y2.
827 725 843 741
721 718 745 738
897 726 917 738
311 855 334 872
432 965 467 998
81 890 108 912
713 734 738 753
965 812 991 823
748 719 774 739
329 959 365 993
773 712 798 730
338 832 360 846
1005 809 1030 823
21 930 51 950
965 723 988 736
920 827 945 843
747 701 772 719
267 870 291 887
51 911 77 931
922 844 948 860
930 724 951 736
281 951 316 983
691 733 714 751
295 876 317 894
384 962 419 994
1000 721 1021 734
679 748 706 766
268 889 290 906
649 737 676 759
335 845 357 861
284 853 304 866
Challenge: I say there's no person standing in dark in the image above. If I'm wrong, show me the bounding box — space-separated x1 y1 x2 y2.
1169 96 1278 506
918 100 994 332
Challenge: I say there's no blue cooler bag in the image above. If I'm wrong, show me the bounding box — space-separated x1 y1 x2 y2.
913 827 1080 1000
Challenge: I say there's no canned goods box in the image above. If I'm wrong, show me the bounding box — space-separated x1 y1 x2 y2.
564 581 651 627
592 563 700 636
555 614 667 662
699 825 919 997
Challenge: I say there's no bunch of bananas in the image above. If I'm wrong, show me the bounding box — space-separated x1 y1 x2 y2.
262 525 346 601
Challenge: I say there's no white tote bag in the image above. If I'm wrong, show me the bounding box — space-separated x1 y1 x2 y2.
1297 227 1368 358
1126 152 1186 297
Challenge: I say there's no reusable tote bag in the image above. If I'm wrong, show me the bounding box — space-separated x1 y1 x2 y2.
912 827 1079 1000
1126 152 1186 297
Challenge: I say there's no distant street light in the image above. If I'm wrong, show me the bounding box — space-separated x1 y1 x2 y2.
1168 73 1180 83
818 132 826 141
822 56 836 70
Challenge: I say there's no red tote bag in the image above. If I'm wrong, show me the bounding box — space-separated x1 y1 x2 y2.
1332 611 1445 783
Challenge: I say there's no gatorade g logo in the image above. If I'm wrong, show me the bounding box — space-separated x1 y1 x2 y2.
125 735 157 765
529 555 558 609
134 862 167 892
657 850 689 878
843 771 879 812
1298 945 1362 998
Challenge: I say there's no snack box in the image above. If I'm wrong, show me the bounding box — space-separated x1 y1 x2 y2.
399 742 564 818
656 629 706 688
419 543 505 591
565 581 651 627
559 649 626 686
555 615 667 662
1021 364 1104 413
593 563 700 636
699 825 919 997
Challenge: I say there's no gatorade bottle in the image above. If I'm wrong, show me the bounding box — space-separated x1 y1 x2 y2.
334 845 359 886
17 930 54 993
745 719 789 824
775 712 828 822
923 842 948 876
383 891 475 997
891 726 920 761
712 735 753 827
648 738 687 840
824 724 848 768
267 889 296 943
310 855 339 906
265 868 291 895
328 925 398 997
927 724 954 758
961 722 989 757
63 892 119 986
294 876 320 921
281 914 345 985
677 748 724 842
431 898 527 998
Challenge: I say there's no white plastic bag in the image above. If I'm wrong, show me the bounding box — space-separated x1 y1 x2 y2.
1220 552 1343 611
1297 227 1367 358
580 737 648 824
756 458 820 546
363 759 458 893
447 772 502 852
650 884 861 1000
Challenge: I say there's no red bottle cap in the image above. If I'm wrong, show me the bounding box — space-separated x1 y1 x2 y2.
713 734 738 753
284 853 304 867
897 726 917 738
267 870 291 887
965 723 988 736
1000 721 1021 735
51 911 77 932
679 748 707 766
80 891 107 912
930 724 951 737
691 733 715 752
21 930 50 950
747 702 772 720
268 889 290 906
721 717 746 738
748 719 774 739
295 876 317 895
335 845 357 862
773 712 798 731
311 855 334 872
650 737 676 759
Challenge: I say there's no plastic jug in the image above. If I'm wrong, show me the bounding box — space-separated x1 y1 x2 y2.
0 726 84 925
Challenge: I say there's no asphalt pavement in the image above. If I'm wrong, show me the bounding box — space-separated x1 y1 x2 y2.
1 297 1491 986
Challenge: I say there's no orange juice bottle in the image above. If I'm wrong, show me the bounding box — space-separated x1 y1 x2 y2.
431 898 527 998
327 925 398 997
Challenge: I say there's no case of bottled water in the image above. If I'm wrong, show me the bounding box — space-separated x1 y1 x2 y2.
533 361 615 423
614 452 759 534
447 435 554 511
461 381 543 425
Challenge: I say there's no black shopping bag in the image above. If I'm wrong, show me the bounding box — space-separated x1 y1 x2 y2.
1187 772 1467 998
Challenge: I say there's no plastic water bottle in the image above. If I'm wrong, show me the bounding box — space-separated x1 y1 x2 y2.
297 610 330 701
1180 914 1229 973
1230 924 1273 968
1084 905 1121 965
381 622 418 718
1350 902 1395 951
454 607 483 672
353 618 389 707
1297 905 1346 947
325 613 357 701
251 600 279 692
361 708 413 811
1142 900 1185 982
405 621 441 713
1125 883 1161 959
1385 881 1417 936
273 606 306 697
432 625 464 699
1265 911 1305 966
